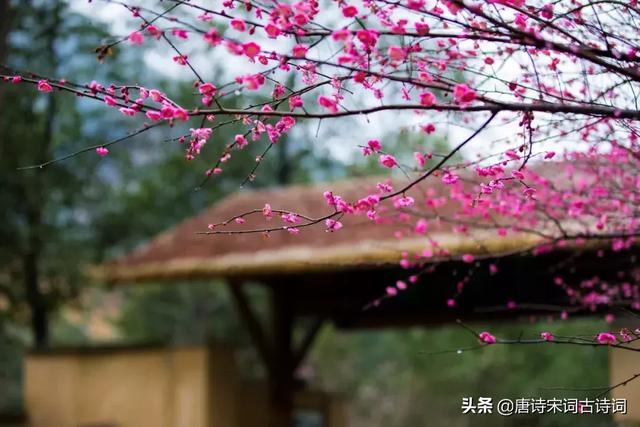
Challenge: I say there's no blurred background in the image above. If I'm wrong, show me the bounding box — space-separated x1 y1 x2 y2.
0 1 620 426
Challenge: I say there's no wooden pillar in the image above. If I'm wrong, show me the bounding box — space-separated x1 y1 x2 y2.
269 284 294 427
227 281 324 427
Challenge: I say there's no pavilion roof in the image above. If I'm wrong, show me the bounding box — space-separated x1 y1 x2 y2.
92 174 543 284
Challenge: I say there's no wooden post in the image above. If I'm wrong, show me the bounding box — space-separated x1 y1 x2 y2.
269 284 294 427
227 281 324 427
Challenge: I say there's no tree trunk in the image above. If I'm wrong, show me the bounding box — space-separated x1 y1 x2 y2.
22 2 61 349
23 249 47 348
0 0 11 111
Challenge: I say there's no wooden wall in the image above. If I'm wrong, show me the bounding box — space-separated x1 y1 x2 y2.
610 341 640 424
24 345 237 427
24 344 346 427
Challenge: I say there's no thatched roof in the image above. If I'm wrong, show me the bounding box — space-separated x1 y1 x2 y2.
93 174 545 284
90 164 640 329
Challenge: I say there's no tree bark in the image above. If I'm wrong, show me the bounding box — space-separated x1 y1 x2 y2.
23 250 47 348
23 2 61 349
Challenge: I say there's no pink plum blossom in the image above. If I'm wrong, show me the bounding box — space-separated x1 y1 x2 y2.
596 333 617 345
37 80 52 92
96 147 109 157
541 332 554 341
479 332 496 344
128 31 145 45
379 154 397 168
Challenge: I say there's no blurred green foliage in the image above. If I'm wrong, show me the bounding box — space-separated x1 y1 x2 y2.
311 319 614 427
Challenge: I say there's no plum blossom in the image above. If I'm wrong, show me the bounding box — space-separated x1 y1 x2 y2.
145 111 162 121
462 254 475 263
511 170 525 180
103 95 117 107
292 44 309 58
203 28 221 45
171 29 189 40
541 332 554 341
289 96 303 110
191 128 212 140
415 219 428 234
129 31 145 45
387 45 406 61
323 191 336 206
332 28 351 41
415 22 429 34
379 154 397 168
230 19 247 32
479 331 496 344
367 139 382 152
356 29 379 49
342 5 358 17
419 91 436 106
281 213 299 224
242 42 261 59
146 25 162 39
515 13 528 28
160 105 188 121
394 196 415 208
239 74 266 90
234 134 248 149
442 172 459 185
453 84 477 105
37 80 52 92
317 95 338 113
265 24 281 38
96 147 109 157
173 55 188 65
596 332 617 345
262 204 273 219
149 89 164 103
199 83 217 97
421 123 436 134
522 187 537 199
119 107 136 116
325 219 343 231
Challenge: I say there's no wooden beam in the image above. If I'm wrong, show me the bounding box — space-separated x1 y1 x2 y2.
226 281 274 375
